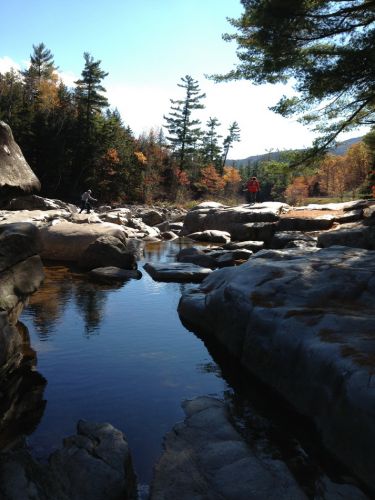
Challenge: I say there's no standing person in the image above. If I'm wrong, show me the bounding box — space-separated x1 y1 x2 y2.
246 176 261 203
79 189 97 214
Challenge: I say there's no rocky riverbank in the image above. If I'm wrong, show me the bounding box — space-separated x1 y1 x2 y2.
1 195 375 498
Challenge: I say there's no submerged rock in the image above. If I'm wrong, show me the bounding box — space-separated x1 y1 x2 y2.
88 266 142 284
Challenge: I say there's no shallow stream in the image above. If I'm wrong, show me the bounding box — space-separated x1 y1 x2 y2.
20 239 367 496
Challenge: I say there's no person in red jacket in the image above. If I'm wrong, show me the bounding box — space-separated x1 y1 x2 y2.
246 176 260 203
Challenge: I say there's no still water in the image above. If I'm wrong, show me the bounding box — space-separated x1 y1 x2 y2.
21 240 227 483
20 239 366 496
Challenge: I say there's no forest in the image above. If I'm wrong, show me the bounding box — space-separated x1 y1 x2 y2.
0 40 374 206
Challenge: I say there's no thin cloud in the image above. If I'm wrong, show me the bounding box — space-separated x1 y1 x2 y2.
0 56 20 73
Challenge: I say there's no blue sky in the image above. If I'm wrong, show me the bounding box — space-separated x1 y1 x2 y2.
0 1 365 158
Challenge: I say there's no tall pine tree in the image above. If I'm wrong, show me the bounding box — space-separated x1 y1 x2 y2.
164 75 206 172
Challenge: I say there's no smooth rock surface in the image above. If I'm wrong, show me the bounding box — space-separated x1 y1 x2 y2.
178 246 375 492
144 262 212 283
150 396 308 500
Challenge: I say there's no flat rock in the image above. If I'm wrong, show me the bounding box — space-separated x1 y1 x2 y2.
144 262 212 283
318 222 375 249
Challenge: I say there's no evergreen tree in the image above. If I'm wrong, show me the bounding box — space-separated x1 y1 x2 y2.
222 121 240 172
75 52 109 133
73 53 109 189
164 75 206 172
215 1 375 153
201 117 222 169
22 43 57 105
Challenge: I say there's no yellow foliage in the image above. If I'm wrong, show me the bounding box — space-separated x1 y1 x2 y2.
134 151 147 164
36 77 59 110
223 166 242 184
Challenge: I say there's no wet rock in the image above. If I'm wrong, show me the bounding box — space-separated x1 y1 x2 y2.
223 240 264 252
88 267 142 284
178 246 375 492
144 262 212 283
150 396 307 500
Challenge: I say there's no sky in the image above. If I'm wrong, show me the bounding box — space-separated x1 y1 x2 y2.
0 0 366 159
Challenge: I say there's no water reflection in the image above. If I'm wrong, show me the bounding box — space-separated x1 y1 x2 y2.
27 265 125 339
0 322 46 449
183 318 368 498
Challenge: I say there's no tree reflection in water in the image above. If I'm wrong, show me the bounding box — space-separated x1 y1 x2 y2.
74 283 108 336
26 264 126 339
0 322 46 449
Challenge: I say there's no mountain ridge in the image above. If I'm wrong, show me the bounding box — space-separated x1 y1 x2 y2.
230 136 363 167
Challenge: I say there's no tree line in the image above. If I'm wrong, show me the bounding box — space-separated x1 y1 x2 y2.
0 44 243 204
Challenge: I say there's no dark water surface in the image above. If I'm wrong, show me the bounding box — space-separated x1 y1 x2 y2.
20 240 368 496
21 240 227 483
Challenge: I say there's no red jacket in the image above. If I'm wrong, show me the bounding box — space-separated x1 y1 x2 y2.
247 179 260 193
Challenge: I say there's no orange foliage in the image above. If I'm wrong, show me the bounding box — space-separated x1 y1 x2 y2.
284 176 310 204
175 167 190 186
195 164 225 194
104 148 120 164
134 151 147 164
223 166 242 185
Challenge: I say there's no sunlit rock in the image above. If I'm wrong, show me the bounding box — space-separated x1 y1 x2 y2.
178 246 375 491
39 221 128 261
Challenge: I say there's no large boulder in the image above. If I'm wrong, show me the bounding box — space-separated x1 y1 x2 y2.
178 246 375 492
0 121 40 205
182 202 286 239
39 221 128 261
78 235 137 271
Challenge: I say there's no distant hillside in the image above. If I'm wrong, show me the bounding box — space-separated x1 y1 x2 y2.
231 136 363 167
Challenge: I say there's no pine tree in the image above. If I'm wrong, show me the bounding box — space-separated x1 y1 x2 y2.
75 52 109 134
201 117 222 169
164 75 206 172
73 53 109 189
222 121 240 172
215 1 375 154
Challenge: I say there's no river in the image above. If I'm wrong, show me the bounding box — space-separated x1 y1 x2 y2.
20 239 366 497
